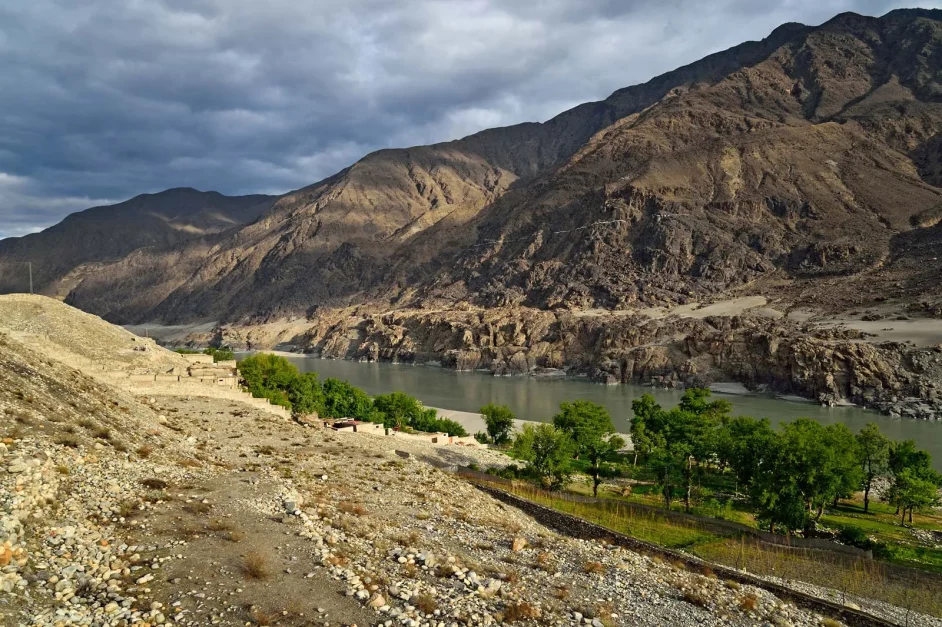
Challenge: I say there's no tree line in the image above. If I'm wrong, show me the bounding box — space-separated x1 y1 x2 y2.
477 400 625 497
480 389 940 536
630 389 941 533
236 353 468 436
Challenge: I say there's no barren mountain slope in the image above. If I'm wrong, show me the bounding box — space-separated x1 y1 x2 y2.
410 10 942 311
52 10 942 324
0 293 189 372
57 22 809 323
0 188 275 298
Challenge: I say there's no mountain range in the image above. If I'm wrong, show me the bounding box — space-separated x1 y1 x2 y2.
2 8 942 417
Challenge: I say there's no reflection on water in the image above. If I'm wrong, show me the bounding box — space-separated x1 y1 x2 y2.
256 355 942 470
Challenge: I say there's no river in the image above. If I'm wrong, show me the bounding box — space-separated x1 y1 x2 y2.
267 355 942 470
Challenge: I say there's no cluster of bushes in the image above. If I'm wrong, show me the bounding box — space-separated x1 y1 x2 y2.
236 354 467 436
474 404 516 446
630 389 941 534
174 346 235 362
506 400 625 495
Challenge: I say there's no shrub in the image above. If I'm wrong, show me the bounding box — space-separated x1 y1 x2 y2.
582 561 605 574
243 552 270 579
491 464 522 480
249 607 276 625
837 525 873 549
480 403 515 446
55 434 81 448
237 354 299 408
683 590 709 607
739 593 758 612
338 501 368 516
696 497 734 520
413 594 437 614
502 601 540 623
93 426 112 440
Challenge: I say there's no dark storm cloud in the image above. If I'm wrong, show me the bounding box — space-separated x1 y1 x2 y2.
0 0 938 238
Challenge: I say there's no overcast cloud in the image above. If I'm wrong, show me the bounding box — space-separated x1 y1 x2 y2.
0 0 939 238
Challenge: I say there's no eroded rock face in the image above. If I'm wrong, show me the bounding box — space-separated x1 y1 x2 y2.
214 306 942 420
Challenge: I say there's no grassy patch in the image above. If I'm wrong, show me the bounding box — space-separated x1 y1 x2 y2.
506 483 721 549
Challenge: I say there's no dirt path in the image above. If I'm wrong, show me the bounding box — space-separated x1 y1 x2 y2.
124 471 377 627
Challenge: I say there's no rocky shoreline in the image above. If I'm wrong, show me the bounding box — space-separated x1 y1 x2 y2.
204 306 942 421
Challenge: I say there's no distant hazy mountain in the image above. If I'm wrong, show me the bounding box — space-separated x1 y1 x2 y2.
0 188 275 298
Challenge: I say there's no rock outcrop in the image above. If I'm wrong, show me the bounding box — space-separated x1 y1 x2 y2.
208 304 942 420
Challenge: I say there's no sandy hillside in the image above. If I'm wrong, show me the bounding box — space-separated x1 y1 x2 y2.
0 294 188 373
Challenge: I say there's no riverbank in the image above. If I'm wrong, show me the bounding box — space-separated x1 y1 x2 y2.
428 406 634 450
233 350 942 470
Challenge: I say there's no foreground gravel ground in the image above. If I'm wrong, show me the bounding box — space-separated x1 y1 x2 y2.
1 318 939 627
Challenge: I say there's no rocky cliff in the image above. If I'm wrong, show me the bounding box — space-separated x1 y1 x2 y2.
203 302 942 420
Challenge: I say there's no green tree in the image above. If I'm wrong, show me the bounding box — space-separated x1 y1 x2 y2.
373 391 425 429
321 378 375 421
677 387 732 419
716 415 775 493
204 346 235 362
750 420 863 531
780 420 846 523
892 469 941 525
411 407 469 436
824 423 864 508
886 440 938 523
552 401 625 497
287 372 324 416
648 443 686 510
630 394 661 465
435 417 469 437
511 423 574 490
237 354 299 408
855 422 890 513
480 404 515 446
634 389 728 512
750 461 809 535
553 400 617 453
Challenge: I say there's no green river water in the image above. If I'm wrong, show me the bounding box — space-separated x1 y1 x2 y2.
267 355 942 470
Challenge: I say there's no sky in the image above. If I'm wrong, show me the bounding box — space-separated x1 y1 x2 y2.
1 0 940 239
